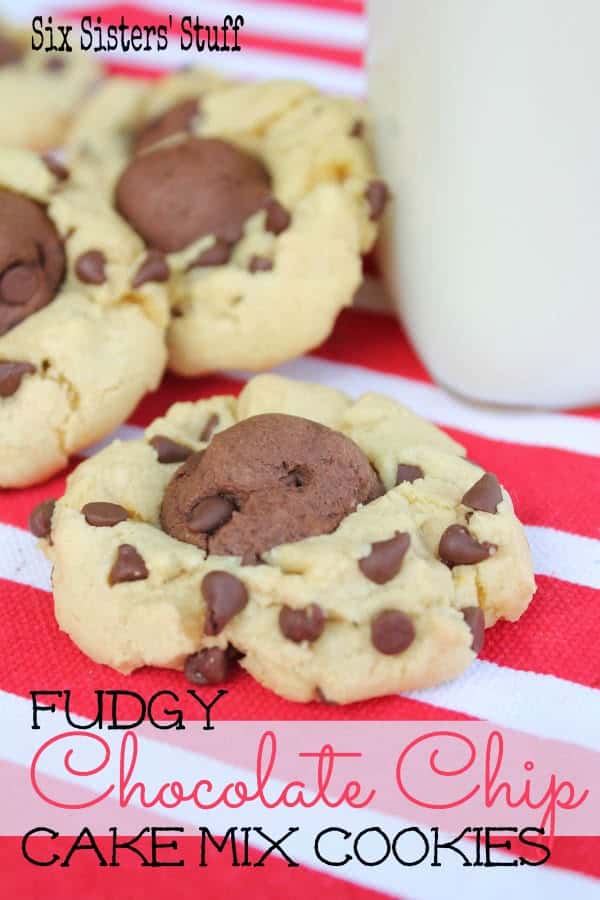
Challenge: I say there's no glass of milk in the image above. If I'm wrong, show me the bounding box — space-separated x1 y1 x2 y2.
368 0 599 408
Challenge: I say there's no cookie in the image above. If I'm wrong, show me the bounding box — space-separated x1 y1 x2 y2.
0 22 99 150
0 148 169 487
38 374 536 704
67 72 389 374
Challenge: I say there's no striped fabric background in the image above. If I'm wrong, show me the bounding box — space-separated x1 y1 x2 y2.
1 2 599 898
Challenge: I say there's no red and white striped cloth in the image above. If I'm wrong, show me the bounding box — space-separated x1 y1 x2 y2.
1 2 599 898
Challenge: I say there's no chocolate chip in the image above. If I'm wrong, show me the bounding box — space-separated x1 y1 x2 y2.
75 250 106 285
82 502 129 527
438 525 497 567
350 120 364 138
0 361 35 397
462 473 503 514
314 687 338 705
187 496 234 534
202 571 248 636
396 464 424 485
132 250 169 288
116 137 272 254
45 56 66 72
0 190 66 336
150 435 193 464
462 606 485 654
200 413 219 442
359 532 410 584
42 152 69 181
187 239 231 270
134 99 200 155
109 544 149 585
0 33 23 66
248 255 273 273
264 198 291 235
29 499 56 539
184 647 230 685
371 610 415 655
365 180 389 221
279 604 325 643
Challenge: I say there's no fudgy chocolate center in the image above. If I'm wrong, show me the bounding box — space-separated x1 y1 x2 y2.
115 137 272 253
0 190 66 336
160 413 383 564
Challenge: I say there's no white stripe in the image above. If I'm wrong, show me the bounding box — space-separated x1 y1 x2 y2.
259 358 600 458
2 522 599 751
1 690 598 899
0 524 52 593
80 423 145 457
410 660 600 753
527 526 600 589
83 358 600 461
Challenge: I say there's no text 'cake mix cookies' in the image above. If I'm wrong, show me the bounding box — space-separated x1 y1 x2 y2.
67 71 390 374
0 21 99 150
0 148 169 487
34 375 536 704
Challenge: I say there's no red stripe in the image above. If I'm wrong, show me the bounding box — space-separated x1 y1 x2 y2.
315 309 433 383
444 429 600 540
482 578 600 688
248 0 364 14
131 373 243 425
62 5 363 67
105 60 165 79
0 836 389 900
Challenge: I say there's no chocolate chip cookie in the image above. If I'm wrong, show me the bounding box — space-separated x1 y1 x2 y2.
38 374 536 704
68 72 389 374
0 148 169 487
0 22 99 149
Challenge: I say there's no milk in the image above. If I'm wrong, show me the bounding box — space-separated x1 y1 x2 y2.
368 0 600 408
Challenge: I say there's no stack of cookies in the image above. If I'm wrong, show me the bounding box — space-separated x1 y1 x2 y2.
0 33 536 704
